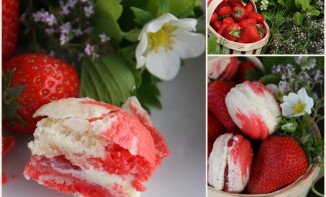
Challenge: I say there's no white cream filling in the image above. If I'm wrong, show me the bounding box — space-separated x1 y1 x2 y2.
28 117 108 159
53 166 140 197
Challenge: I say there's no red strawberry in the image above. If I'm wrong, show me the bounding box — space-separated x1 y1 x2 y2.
248 12 265 23
210 12 218 24
223 23 241 41
217 23 228 35
2 0 19 61
222 17 235 25
2 136 15 156
235 61 257 83
218 57 239 80
208 80 237 130
233 6 246 22
2 53 80 134
244 3 254 16
238 24 262 43
227 0 243 8
239 18 257 28
217 5 233 17
208 112 225 143
213 21 222 31
248 135 308 194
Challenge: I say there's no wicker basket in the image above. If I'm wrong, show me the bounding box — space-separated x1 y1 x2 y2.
208 0 270 54
208 121 322 197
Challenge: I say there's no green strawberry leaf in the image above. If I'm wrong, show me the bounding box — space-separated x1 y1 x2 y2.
259 74 281 85
2 71 26 125
93 0 123 43
80 53 135 106
124 28 142 42
130 7 154 25
293 12 304 25
136 70 161 113
245 69 264 81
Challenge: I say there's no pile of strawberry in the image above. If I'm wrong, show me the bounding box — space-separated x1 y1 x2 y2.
208 57 309 194
210 0 267 43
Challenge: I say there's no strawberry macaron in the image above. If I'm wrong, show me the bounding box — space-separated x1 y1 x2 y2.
208 133 253 192
207 57 238 81
225 81 281 140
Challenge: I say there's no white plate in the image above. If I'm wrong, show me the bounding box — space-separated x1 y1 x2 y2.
2 54 206 197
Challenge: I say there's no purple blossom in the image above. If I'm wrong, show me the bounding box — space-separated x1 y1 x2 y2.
294 56 303 64
99 33 110 43
313 70 323 81
85 43 95 55
72 28 83 36
61 5 70 15
84 4 94 18
84 27 93 34
67 0 78 8
60 22 71 34
45 28 56 35
33 10 57 26
60 34 69 45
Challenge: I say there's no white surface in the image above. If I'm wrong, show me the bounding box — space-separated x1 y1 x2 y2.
2 54 206 197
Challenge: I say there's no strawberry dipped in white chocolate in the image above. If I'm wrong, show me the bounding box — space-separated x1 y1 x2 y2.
23 97 169 197
225 81 281 140
208 133 253 193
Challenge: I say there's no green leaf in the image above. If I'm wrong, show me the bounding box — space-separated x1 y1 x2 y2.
277 0 286 6
310 9 321 16
136 70 161 112
245 70 264 81
130 7 154 25
295 0 310 10
157 0 170 16
208 36 217 54
293 12 304 25
124 28 141 42
80 53 135 106
259 74 281 85
169 0 200 17
93 0 123 43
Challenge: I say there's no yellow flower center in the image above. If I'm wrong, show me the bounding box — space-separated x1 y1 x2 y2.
293 101 306 114
147 24 176 54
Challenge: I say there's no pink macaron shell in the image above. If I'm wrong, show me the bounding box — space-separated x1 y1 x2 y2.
226 81 280 140
226 135 253 192
90 111 156 166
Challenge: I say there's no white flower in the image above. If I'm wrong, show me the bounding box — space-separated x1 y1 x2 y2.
136 13 205 80
280 88 314 117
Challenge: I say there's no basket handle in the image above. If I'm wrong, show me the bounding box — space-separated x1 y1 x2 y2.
311 175 324 197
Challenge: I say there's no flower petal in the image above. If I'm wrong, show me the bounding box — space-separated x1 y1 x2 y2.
283 93 300 105
169 18 197 31
141 13 178 34
172 29 205 59
280 102 293 117
136 34 149 68
146 48 180 80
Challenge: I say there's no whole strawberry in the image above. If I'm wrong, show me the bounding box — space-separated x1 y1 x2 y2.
2 54 80 134
247 135 308 194
210 12 218 24
2 0 19 61
208 80 237 130
244 3 254 16
217 5 233 17
239 18 257 28
208 112 224 143
235 60 257 83
248 12 265 23
233 6 246 22
223 23 241 41
238 24 262 43
227 0 243 8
